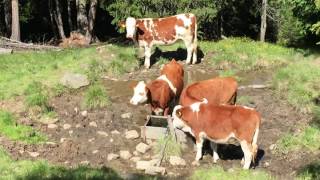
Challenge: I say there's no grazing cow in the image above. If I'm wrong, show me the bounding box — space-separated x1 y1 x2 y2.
130 60 184 115
179 77 238 107
120 13 197 68
172 99 261 169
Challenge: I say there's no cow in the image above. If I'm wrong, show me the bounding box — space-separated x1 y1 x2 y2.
120 13 197 68
179 77 238 107
130 59 184 115
172 99 261 169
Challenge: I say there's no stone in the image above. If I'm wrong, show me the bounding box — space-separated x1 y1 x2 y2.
269 144 276 151
92 150 99 154
146 139 153 145
149 159 160 166
111 130 120 134
80 160 89 165
74 107 79 114
48 124 58 129
46 142 56 145
121 112 133 119
133 151 139 156
69 130 73 135
76 124 81 128
264 162 270 167
81 111 88 117
110 138 114 143
60 138 67 143
88 138 95 142
169 156 186 166
130 156 141 162
107 153 119 161
125 130 139 139
63 124 71 130
120 150 132 160
145 166 166 175
89 121 97 127
60 72 89 89
97 131 108 137
136 161 151 170
28 151 39 157
135 143 150 154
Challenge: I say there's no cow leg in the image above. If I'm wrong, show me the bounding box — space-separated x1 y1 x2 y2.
184 40 193 64
240 141 253 169
195 136 204 161
210 142 220 163
164 107 169 116
192 43 197 64
144 46 152 68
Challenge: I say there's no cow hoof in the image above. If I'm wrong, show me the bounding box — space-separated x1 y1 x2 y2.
192 161 200 166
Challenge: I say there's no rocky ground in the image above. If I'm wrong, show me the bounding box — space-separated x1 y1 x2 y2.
0 57 318 179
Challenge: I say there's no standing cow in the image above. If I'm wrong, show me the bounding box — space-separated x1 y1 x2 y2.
120 13 198 68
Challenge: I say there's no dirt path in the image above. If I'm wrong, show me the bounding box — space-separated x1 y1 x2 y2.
1 59 318 179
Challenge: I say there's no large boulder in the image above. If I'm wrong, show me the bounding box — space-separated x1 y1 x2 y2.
60 72 89 89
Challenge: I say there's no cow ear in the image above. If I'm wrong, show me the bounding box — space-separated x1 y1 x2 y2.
118 21 126 28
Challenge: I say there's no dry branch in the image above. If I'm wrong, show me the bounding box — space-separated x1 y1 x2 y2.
0 36 61 51
238 84 271 90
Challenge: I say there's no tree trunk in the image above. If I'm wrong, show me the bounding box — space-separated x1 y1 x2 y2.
54 0 66 39
76 0 88 35
10 0 20 41
67 0 74 32
48 0 58 39
87 0 97 42
4 0 11 37
260 0 267 42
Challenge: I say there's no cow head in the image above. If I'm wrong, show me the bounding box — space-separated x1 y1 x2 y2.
130 81 148 105
172 105 186 130
125 17 137 39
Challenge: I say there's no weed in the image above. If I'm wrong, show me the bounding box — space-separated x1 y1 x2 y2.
297 161 320 180
154 134 182 160
24 81 49 112
0 110 46 144
237 95 253 106
83 84 110 109
87 59 106 83
191 166 274 180
52 83 67 97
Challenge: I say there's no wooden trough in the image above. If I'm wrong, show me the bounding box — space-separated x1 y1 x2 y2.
140 115 187 143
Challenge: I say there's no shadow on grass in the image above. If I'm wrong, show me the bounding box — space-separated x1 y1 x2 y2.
297 161 320 179
16 165 165 180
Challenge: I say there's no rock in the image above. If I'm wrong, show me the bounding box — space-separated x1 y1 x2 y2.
145 166 166 175
46 142 56 145
136 161 150 170
149 159 160 166
169 156 186 166
60 138 67 143
121 112 133 119
107 153 119 161
48 124 58 129
111 130 120 134
88 138 95 142
76 124 81 128
269 144 276 151
60 72 89 89
264 162 270 167
133 151 139 156
92 150 99 154
136 143 150 154
130 156 141 162
89 121 97 127
120 150 132 160
143 154 151 159
97 131 108 137
125 130 139 139
146 139 153 145
80 160 89 165
74 107 79 114
69 130 73 135
81 111 88 117
28 151 39 157
110 138 114 142
151 154 161 159
63 124 71 130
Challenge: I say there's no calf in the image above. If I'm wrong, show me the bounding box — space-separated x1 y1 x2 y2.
120 13 197 68
179 77 237 107
172 99 261 169
130 60 184 115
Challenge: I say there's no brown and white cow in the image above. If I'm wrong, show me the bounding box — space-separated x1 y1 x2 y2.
172 99 261 169
179 77 238 107
130 59 184 115
120 13 197 68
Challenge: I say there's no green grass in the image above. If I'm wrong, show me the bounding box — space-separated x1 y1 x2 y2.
276 126 320 154
297 161 320 180
191 166 273 180
0 110 46 144
154 134 182 160
83 83 110 109
237 95 253 105
24 81 49 111
0 148 122 180
0 45 138 100
272 61 320 113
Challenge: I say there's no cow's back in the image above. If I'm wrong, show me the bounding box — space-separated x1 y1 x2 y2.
161 60 184 95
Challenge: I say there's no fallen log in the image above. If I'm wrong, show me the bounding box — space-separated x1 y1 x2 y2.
0 36 61 51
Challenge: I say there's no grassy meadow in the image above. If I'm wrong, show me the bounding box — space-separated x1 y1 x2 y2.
0 38 320 179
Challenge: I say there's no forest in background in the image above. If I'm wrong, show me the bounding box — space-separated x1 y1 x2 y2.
0 0 320 47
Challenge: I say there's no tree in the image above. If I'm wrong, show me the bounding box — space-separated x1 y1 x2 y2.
87 0 98 42
54 0 66 39
10 0 20 41
3 0 11 37
260 0 267 42
76 0 88 35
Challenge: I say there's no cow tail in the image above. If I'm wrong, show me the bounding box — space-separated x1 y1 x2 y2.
251 115 260 164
